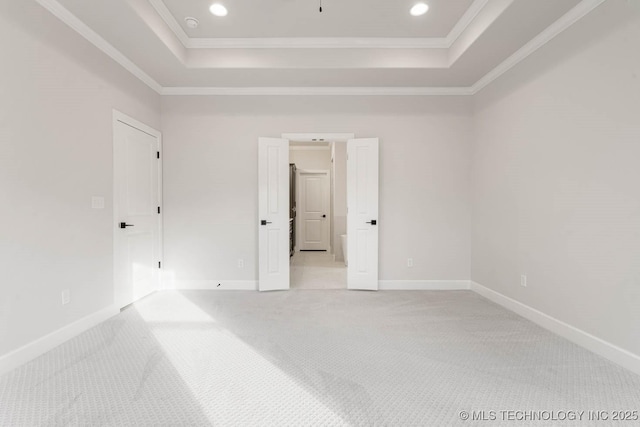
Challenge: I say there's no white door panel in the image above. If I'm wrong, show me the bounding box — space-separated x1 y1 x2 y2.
347 138 379 290
126 140 154 214
298 171 330 251
114 113 162 308
258 137 290 291
305 220 322 242
128 231 155 300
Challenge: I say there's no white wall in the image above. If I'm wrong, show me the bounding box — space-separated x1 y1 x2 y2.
0 2 161 357
472 0 640 356
290 148 331 171
161 96 473 287
332 143 347 261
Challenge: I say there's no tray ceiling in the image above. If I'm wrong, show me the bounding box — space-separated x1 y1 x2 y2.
161 0 475 39
39 0 603 94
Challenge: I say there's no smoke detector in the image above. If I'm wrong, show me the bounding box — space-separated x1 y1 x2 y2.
184 17 199 29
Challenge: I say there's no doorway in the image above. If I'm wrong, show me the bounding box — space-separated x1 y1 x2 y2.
258 134 379 291
290 141 345 289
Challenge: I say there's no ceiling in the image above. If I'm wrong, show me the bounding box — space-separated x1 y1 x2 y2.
38 0 605 95
290 141 331 148
162 0 475 38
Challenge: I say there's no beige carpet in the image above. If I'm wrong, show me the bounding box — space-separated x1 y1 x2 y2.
1 290 639 426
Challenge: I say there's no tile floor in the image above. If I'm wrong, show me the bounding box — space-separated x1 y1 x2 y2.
290 251 346 289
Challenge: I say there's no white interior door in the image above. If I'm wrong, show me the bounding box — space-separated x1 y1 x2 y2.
298 170 330 251
347 138 379 290
258 137 290 291
113 112 162 308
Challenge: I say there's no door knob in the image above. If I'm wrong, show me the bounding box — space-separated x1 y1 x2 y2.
322 214 326 218
119 222 135 229
366 220 377 225
261 220 273 226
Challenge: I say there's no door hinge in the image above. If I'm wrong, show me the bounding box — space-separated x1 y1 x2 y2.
156 151 160 159
157 206 161 214
158 261 161 269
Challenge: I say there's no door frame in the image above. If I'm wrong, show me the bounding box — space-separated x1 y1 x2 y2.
282 133 355 143
112 110 163 306
296 169 331 252
286 133 354 260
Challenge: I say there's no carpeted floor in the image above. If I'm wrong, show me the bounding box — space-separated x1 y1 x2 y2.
1 290 639 426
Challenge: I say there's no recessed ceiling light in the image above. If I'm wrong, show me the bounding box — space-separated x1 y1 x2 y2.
184 17 199 29
410 3 429 16
209 3 228 17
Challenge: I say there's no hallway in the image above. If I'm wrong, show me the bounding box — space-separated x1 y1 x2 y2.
290 251 346 289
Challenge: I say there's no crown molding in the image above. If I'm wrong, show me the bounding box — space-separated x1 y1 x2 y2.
187 38 450 50
471 0 606 94
37 0 605 97
150 0 488 50
148 0 190 47
161 86 474 96
34 0 162 94
445 0 490 46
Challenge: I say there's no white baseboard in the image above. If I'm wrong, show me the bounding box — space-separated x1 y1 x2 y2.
0 305 119 376
470 281 640 376
172 279 469 291
379 280 470 290
172 280 258 291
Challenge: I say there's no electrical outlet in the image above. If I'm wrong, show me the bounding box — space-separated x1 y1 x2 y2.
237 259 244 268
520 274 527 287
407 258 414 268
61 289 70 305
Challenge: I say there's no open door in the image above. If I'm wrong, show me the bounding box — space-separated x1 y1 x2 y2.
258 137 290 291
347 138 379 290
